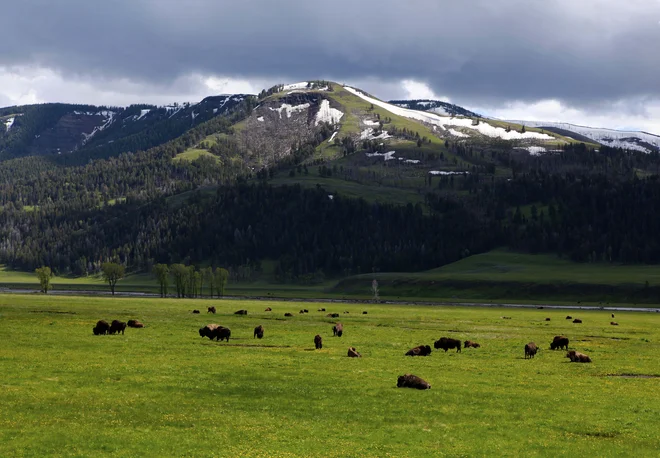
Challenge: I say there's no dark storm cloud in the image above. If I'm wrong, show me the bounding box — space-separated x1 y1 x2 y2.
1 0 659 106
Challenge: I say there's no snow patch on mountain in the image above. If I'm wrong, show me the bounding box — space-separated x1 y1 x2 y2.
137 109 151 120
360 128 392 140
366 151 396 160
449 129 470 138
344 87 553 141
283 82 309 91
515 146 547 155
4 117 15 131
328 131 338 143
430 170 470 175
508 120 660 153
81 111 116 144
315 100 343 125
269 103 311 119
363 119 380 126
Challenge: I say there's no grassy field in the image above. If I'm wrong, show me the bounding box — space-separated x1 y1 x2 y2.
173 148 219 163
1 294 659 456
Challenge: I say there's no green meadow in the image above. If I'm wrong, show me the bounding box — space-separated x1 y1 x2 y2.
1 294 659 457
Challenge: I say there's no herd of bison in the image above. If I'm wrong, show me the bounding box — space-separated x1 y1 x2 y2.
92 307 614 390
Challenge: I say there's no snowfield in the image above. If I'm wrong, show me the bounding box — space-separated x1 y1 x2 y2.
315 100 344 125
360 128 392 141
430 170 469 175
137 109 151 120
269 103 311 119
4 117 15 131
344 86 554 141
363 119 380 126
328 131 338 143
282 82 309 91
366 151 396 161
449 128 470 138
508 120 660 153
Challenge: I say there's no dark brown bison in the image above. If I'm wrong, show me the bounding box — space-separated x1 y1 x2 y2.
199 324 220 339
265 307 272 312
109 320 127 335
314 334 323 349
299 310 305 314
347 347 362 357
545 318 551 321
611 313 615 318
234 310 248 315
434 337 462 352
327 313 340 318
566 315 572 320
405 345 432 356
93 320 110 335
524 342 538 359
501 316 512 320
611 321 619 326
397 374 431 390
214 326 231 342
550 336 569 350
318 308 326 312
254 325 264 339
127 320 144 328
343 311 349 314
566 350 592 363
192 310 200 314
303 309 309 313
362 311 368 314
333 323 343 337
284 313 293 317
573 319 582 324
207 307 216 314
464 340 480 349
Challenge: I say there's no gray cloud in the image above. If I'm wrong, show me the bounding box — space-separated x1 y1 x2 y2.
1 0 659 108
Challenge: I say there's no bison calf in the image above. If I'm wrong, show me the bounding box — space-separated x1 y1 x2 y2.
524 342 538 359
93 320 110 335
109 320 127 335
333 323 343 337
254 325 264 339
265 307 272 312
610 321 618 326
434 337 462 352
314 335 323 349
566 350 592 363
464 340 480 349
405 345 432 356
550 336 569 351
573 319 582 324
397 374 431 390
127 319 144 328
192 310 200 314
347 347 362 358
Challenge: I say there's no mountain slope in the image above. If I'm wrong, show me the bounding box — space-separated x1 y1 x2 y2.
389 99 481 118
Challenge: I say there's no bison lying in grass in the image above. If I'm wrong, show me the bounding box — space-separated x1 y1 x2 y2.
254 325 264 339
347 347 362 358
573 319 583 324
566 350 592 363
550 336 569 350
234 310 248 315
524 342 538 359
406 345 432 357
127 320 144 328
93 320 110 335
611 321 619 326
397 374 431 390
314 335 323 349
464 340 480 349
434 337 461 352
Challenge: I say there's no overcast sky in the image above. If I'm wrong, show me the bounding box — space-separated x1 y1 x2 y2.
1 0 659 133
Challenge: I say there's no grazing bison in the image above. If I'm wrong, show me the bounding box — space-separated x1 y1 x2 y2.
550 336 569 350
611 313 615 318
524 342 538 359
327 313 340 318
405 345 432 356
199 324 220 339
434 337 462 352
566 350 592 363
214 326 231 342
254 325 264 339
127 320 144 328
109 320 127 335
234 310 248 315
573 319 582 324
299 310 305 314
284 313 293 317
362 311 368 315
464 340 480 349
333 323 343 337
545 318 551 321
303 309 309 313
397 374 431 390
192 310 200 314
566 316 572 320
207 307 216 314
318 308 326 312
93 320 110 335
265 307 272 312
314 334 323 349
347 347 362 357
611 321 619 326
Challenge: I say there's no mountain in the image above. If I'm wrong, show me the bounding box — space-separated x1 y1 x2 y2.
505 120 660 153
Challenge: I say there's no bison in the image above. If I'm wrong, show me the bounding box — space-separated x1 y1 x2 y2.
347 347 362 358
303 309 309 313
214 326 231 342
611 313 615 318
265 307 272 312
284 313 293 317
327 313 340 318
611 321 619 326
566 350 592 363
524 342 538 359
127 320 144 328
318 308 326 312
464 340 481 349
109 320 127 335
314 335 323 349
254 325 264 339
199 324 220 339
333 323 343 337
550 336 569 351
92 320 110 335
343 311 349 314
299 310 305 314
545 318 551 321
207 307 216 314
573 319 582 324
565 315 572 320
234 310 248 315
405 345 432 356
362 311 368 315
192 310 200 314
434 337 462 352
397 374 431 390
